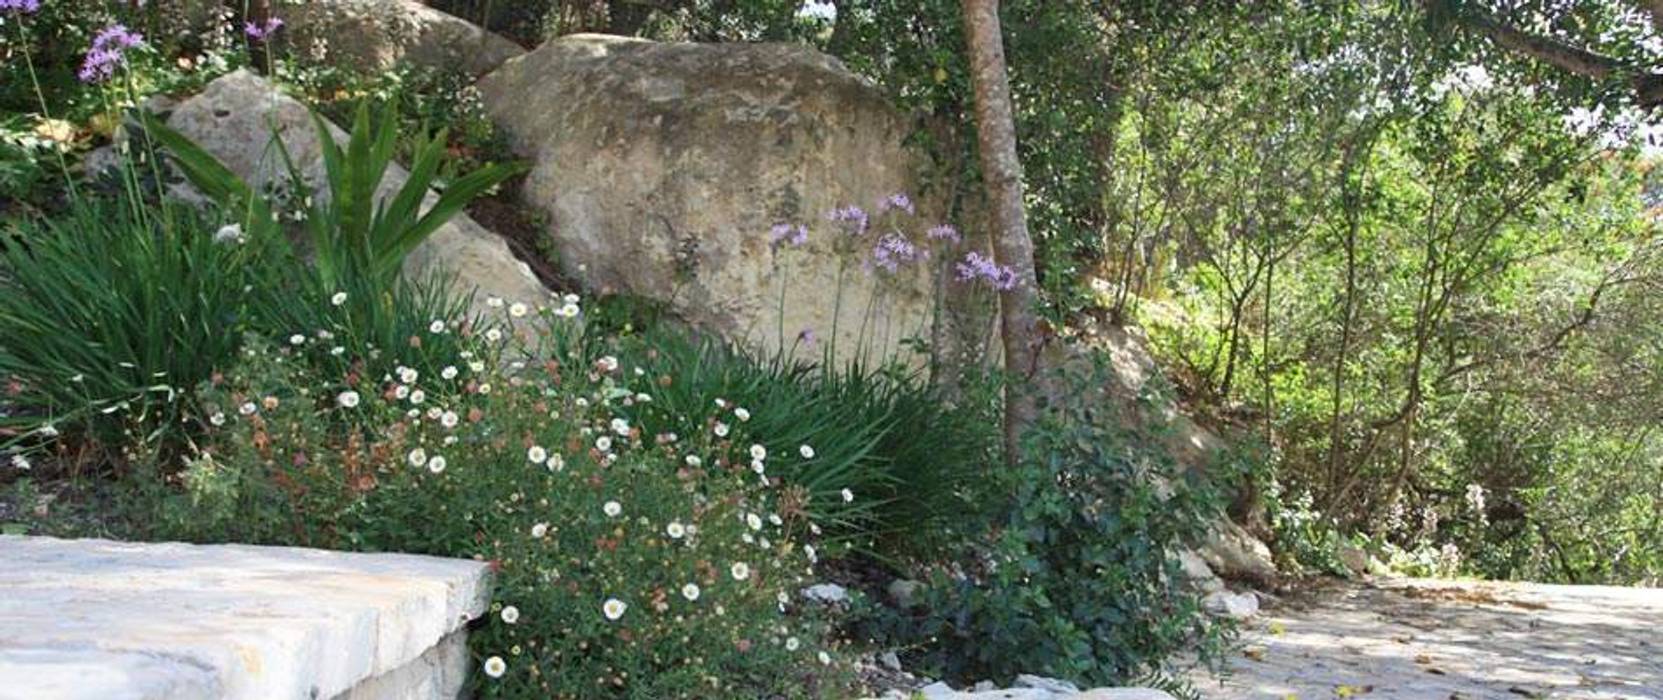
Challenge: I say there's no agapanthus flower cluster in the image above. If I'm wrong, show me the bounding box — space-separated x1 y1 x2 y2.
243 17 284 41
926 223 962 244
0 0 41 15
871 232 926 273
826 204 869 236
876 192 915 215
768 222 808 249
955 250 1020 290
79 24 144 84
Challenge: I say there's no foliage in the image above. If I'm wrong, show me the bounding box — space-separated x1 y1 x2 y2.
859 355 1232 688
125 305 858 698
0 196 277 446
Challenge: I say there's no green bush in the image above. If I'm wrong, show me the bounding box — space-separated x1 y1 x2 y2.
858 354 1233 688
591 321 1000 551
130 303 858 699
0 197 277 446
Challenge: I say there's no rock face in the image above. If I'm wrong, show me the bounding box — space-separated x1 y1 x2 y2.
283 0 524 76
164 70 549 319
1198 519 1278 585
480 34 980 365
0 535 490 700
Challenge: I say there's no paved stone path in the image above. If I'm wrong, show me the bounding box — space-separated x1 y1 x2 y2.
1187 578 1663 700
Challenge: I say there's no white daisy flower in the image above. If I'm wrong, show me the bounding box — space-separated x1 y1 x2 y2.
749 444 767 460
428 320 446 334
440 411 459 428
545 454 565 471
500 605 520 624
731 562 750 580
799 444 815 459
602 598 627 621
595 436 613 452
394 385 410 400
746 513 763 530
239 402 257 416
817 651 831 665
685 455 703 467
531 522 549 539
804 545 817 563
714 423 730 438
557 302 580 318
330 346 346 356
288 333 305 346
441 365 458 380
478 383 492 395
786 636 801 651
768 514 783 526
469 360 487 373
777 591 790 605
486 296 504 308
483 656 507 678
409 389 425 405
398 367 419 384
735 407 751 422
841 488 854 503
485 328 503 343
751 460 767 475
527 446 547 464
666 521 686 539
407 448 428 467
509 302 529 318
603 501 622 518
427 455 447 474
681 583 700 601
331 291 348 306
611 417 630 436
596 356 619 373
11 454 32 471
209 412 226 426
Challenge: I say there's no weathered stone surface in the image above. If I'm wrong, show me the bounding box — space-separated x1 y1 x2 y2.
1198 520 1278 585
283 0 523 76
480 34 979 365
1072 691 1178 700
1202 589 1260 620
164 70 549 319
0 536 490 700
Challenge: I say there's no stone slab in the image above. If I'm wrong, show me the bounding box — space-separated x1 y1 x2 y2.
0 536 490 700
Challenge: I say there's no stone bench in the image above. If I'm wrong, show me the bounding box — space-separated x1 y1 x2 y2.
0 536 490 700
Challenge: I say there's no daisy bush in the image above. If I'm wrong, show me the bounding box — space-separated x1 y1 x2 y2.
135 299 858 699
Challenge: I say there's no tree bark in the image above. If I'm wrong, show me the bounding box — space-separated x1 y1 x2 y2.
961 0 1045 467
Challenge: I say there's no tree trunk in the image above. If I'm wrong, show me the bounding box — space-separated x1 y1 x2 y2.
962 0 1045 466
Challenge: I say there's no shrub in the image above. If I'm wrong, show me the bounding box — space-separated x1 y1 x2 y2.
0 196 278 447
590 320 1000 551
129 301 859 699
857 354 1233 688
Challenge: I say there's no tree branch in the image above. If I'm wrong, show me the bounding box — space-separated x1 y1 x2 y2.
1454 4 1663 107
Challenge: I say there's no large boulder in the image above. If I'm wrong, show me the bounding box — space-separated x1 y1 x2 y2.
479 34 983 366
280 0 523 76
164 70 549 318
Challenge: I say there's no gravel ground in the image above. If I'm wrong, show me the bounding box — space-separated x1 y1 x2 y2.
1187 578 1663 700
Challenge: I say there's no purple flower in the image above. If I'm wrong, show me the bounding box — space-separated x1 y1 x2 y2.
797 327 817 347
768 222 808 250
78 24 144 84
826 205 869 236
877 193 916 215
926 224 962 244
871 233 926 273
955 250 1019 291
244 17 284 41
0 0 42 15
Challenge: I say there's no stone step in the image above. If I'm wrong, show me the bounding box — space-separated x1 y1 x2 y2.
0 536 491 700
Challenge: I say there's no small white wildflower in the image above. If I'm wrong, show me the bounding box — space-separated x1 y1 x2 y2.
531 522 549 539
394 385 410 400
509 302 529 318
500 606 520 624
750 444 767 460
330 346 346 357
602 598 627 621
527 446 547 464
441 365 458 380
213 223 244 244
330 291 348 306
239 402 257 416
610 417 630 436
408 389 426 405
666 521 686 539
841 488 854 503
485 296 504 308
209 412 226 426
485 328 503 343
746 513 763 530
768 513 783 526
596 436 613 452
799 444 815 459
557 302 580 318
10 454 31 471
681 583 700 601
469 360 486 373
545 454 565 471
817 651 831 665
735 407 751 422
428 320 446 334
751 459 766 475
289 334 305 346
714 422 730 438
407 448 428 467
731 562 751 580
715 398 728 409
427 455 447 474
804 545 817 563
482 656 507 678
440 411 459 428
596 356 619 373
398 367 419 384
603 500 622 518
478 383 492 395
786 636 801 651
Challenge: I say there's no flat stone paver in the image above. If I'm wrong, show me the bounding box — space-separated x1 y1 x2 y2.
0 536 490 700
1189 578 1663 699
